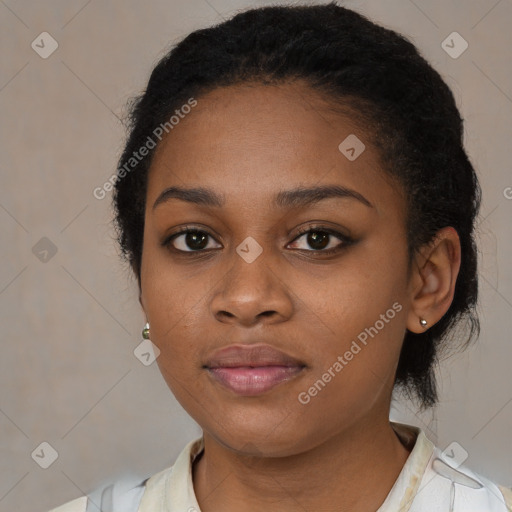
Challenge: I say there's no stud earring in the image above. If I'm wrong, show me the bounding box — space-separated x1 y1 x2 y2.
419 318 428 328
142 322 150 340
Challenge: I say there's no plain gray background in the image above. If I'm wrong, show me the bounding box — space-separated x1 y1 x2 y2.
0 1 511 511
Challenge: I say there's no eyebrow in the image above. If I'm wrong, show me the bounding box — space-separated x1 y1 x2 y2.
152 184 373 211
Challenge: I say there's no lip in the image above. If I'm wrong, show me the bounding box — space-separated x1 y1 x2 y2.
204 344 306 396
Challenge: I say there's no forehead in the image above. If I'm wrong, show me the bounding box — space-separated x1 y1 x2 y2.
147 81 403 216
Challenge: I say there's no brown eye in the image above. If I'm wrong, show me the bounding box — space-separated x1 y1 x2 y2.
288 227 353 254
304 231 330 250
162 225 354 256
164 229 221 252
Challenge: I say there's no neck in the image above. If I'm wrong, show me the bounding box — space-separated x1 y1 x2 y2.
192 417 413 512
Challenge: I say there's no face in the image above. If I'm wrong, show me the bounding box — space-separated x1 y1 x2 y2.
140 81 412 456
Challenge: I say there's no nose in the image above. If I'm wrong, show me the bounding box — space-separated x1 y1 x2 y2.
210 250 294 327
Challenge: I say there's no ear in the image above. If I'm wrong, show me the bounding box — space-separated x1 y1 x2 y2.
135 269 144 312
138 293 146 315
138 294 150 330
406 226 461 334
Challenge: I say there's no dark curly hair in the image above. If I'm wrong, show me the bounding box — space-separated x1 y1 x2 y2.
112 2 481 410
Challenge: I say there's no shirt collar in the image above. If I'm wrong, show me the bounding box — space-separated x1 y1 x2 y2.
138 422 434 512
377 422 435 511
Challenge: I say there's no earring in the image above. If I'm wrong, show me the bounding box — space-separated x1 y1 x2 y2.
142 322 150 340
419 318 428 328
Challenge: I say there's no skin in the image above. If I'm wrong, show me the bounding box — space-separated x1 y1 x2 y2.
138 80 461 512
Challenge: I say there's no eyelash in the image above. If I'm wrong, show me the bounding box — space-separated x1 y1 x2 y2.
162 224 354 256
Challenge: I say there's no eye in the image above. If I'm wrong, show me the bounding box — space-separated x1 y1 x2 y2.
162 225 354 255
288 226 353 254
163 227 221 252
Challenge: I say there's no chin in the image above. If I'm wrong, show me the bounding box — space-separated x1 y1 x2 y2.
200 409 319 456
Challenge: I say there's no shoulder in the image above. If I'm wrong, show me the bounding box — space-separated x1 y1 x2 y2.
498 484 512 511
417 441 512 511
47 437 204 512
47 496 88 512
389 422 511 511
47 474 148 512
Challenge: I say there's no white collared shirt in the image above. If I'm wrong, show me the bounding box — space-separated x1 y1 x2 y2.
49 422 512 512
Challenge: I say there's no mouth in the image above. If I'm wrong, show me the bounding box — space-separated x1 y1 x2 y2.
204 344 307 396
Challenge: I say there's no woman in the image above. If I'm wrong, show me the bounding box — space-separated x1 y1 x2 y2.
49 2 512 511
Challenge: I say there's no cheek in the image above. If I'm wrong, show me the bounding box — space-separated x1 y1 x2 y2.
294 241 408 380
141 281 203 381
141 244 205 330
296 249 405 335
295 284 406 424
